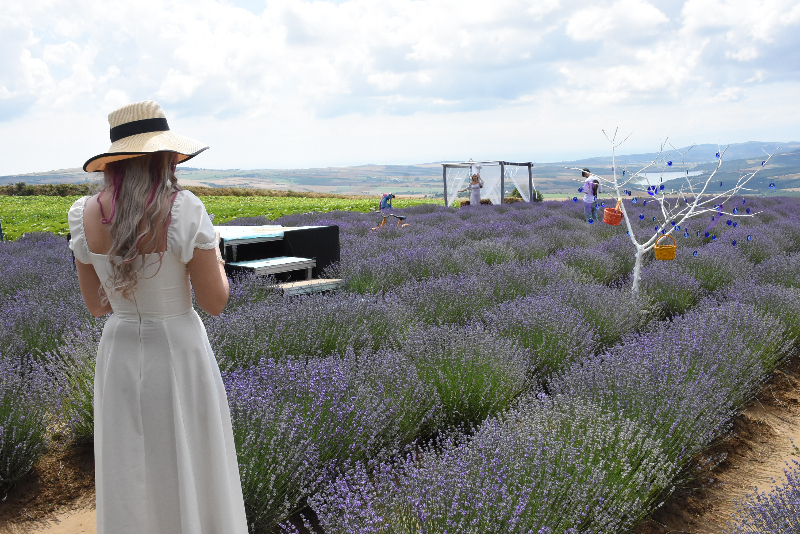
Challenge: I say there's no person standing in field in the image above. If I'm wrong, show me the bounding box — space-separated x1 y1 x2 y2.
582 168 600 223
68 100 247 534
460 174 484 206
380 192 395 210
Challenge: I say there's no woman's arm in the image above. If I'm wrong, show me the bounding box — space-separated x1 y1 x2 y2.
188 240 229 316
75 260 113 317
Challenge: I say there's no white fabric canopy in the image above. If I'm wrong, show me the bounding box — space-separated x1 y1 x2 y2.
506 165 530 202
445 167 469 207
480 165 502 205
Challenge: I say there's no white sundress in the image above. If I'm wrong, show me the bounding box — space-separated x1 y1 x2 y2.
68 191 248 534
467 183 482 205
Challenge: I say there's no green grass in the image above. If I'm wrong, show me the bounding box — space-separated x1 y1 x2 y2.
0 195 437 240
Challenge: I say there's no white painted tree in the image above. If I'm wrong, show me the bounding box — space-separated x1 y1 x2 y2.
566 128 779 293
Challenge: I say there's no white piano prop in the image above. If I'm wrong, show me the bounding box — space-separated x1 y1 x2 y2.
215 224 342 295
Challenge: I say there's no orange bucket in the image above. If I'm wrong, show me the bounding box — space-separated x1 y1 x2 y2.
604 200 624 226
654 234 677 261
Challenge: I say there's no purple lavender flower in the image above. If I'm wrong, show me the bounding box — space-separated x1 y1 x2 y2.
224 350 438 531
727 457 800 533
310 395 677 534
0 357 54 491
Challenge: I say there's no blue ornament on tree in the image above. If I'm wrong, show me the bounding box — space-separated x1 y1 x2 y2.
639 214 645 220
578 187 583 193
667 161 672 166
769 183 776 189
693 250 698 256
573 197 578 202
747 235 752 241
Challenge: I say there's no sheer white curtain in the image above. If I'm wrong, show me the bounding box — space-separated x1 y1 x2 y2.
506 165 530 202
445 167 469 207
480 164 502 205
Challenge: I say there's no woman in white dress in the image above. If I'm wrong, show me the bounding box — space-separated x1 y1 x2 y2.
459 173 484 205
68 100 248 534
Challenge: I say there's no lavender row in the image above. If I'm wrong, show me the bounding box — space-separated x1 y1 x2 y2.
307 298 794 533
3 196 800 530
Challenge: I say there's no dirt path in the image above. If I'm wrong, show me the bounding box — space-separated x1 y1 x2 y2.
0 503 95 534
637 356 800 533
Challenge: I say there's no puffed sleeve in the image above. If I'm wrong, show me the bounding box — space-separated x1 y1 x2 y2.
68 196 92 264
169 190 218 264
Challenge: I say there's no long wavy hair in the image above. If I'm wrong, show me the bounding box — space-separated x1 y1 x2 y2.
99 152 181 301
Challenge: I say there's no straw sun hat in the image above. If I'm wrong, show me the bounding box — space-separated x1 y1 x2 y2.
83 100 209 172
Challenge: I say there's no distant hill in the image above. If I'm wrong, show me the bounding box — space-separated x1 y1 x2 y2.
556 141 799 167
1 141 798 196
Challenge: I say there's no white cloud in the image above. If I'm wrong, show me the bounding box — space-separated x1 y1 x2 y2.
0 0 798 174
566 0 669 41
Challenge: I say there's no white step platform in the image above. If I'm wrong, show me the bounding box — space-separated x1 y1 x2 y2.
227 256 316 278
277 278 345 296
215 225 330 246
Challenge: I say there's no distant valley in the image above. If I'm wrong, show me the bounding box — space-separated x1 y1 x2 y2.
3 141 799 199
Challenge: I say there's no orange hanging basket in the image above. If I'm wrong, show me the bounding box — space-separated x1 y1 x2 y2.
604 200 624 226
654 234 677 261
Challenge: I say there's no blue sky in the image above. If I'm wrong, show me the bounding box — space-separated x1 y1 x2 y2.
1 0 798 175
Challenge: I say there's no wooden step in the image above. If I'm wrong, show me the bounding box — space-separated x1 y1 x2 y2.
278 278 345 296
227 256 316 278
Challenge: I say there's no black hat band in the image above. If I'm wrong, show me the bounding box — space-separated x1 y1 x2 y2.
110 117 170 143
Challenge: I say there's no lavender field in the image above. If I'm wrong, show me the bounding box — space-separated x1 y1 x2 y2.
3 197 800 533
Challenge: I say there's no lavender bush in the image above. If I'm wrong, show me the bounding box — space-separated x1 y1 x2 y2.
728 281 800 345
486 256 592 302
205 292 414 370
225 350 438 532
635 259 704 318
483 295 597 377
310 395 677 534
753 252 800 289
673 244 754 293
0 233 93 362
550 300 791 464
537 281 651 348
727 458 800 533
47 322 105 445
0 357 54 491
398 324 529 427
392 274 496 325
557 246 625 285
